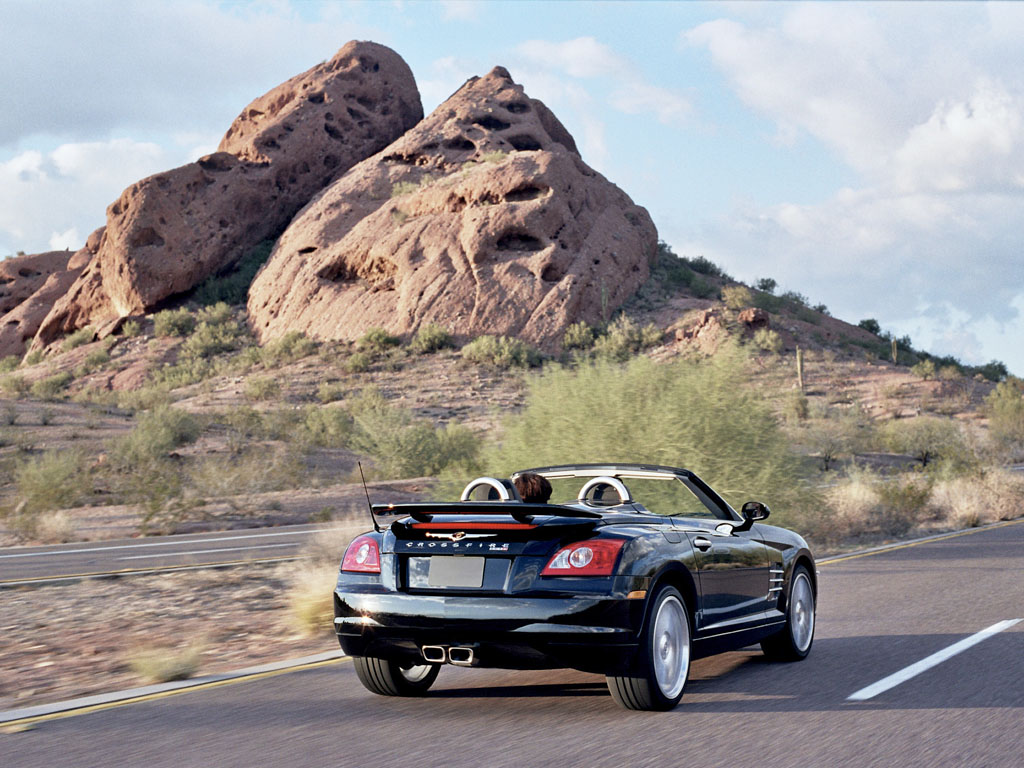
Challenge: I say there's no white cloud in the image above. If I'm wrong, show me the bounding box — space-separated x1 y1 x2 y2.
0 139 178 256
683 2 1024 373
440 1 480 22
517 37 629 79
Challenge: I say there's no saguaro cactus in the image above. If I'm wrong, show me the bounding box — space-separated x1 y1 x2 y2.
796 346 805 391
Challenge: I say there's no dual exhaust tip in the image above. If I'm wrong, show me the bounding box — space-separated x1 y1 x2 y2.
422 645 476 666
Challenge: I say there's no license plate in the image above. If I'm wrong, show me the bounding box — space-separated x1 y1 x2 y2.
410 557 485 588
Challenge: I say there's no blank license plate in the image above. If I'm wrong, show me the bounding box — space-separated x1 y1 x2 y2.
424 557 485 588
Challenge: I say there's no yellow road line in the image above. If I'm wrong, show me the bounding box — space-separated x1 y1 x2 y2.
820 518 1024 566
2 657 351 729
0 556 303 587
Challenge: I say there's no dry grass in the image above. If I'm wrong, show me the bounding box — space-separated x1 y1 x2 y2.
127 643 203 683
278 522 366 637
929 469 1024 528
32 510 76 543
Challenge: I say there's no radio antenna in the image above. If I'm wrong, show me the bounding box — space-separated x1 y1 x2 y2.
358 462 380 532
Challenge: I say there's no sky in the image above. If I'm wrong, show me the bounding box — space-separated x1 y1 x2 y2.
3 0 1023 374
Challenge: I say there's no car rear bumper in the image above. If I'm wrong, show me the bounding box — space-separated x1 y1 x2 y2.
334 589 642 674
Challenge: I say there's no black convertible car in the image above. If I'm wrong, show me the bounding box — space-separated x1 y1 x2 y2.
334 464 816 711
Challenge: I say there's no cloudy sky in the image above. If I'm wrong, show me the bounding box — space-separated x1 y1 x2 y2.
3 1 1023 373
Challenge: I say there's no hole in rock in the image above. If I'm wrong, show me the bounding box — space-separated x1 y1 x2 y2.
307 91 326 104
541 264 564 282
324 123 345 141
356 95 374 109
496 232 544 252
473 115 511 131
508 135 542 151
347 107 365 120
129 227 164 248
503 102 530 114
504 185 546 202
298 246 318 254
444 137 476 152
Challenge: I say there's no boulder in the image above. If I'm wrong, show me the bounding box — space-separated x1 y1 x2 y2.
33 41 422 349
0 229 103 358
0 250 73 316
738 307 770 330
247 67 657 350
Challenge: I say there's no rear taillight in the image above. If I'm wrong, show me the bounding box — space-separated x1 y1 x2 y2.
341 535 381 573
541 539 625 576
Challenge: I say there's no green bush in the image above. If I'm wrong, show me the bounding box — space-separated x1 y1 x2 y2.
858 318 882 335
0 375 29 397
880 415 971 469
721 285 753 311
259 331 317 367
985 377 1024 450
485 346 809 517
244 376 280 401
122 320 143 338
462 335 542 369
301 405 356 448
391 181 420 197
911 359 937 380
6 450 89 538
0 355 20 373
562 321 596 351
409 323 453 354
178 304 246 360
111 406 201 467
358 327 400 354
591 316 662 362
755 278 777 294
75 348 110 377
193 240 274 306
23 349 44 366
752 328 783 354
344 351 372 373
153 308 196 337
480 150 508 163
681 255 729 280
31 371 73 400
61 326 95 351
317 381 345 404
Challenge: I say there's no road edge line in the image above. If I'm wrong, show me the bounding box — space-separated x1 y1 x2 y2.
0 650 348 727
818 517 1023 566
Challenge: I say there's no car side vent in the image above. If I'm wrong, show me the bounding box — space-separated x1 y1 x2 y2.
768 566 784 601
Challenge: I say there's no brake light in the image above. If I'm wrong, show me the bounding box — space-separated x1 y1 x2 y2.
341 535 381 573
541 539 625 576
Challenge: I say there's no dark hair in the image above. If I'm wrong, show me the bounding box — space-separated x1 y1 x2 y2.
514 473 552 503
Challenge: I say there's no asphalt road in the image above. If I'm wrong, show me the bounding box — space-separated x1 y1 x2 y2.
5 520 1023 768
0 524 343 586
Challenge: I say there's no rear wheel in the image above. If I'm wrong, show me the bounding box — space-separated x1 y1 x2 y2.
352 657 440 696
761 565 815 661
606 585 691 711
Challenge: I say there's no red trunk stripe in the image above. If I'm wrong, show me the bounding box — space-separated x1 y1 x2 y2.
410 522 537 530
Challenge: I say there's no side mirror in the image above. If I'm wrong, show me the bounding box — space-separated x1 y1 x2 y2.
734 501 770 531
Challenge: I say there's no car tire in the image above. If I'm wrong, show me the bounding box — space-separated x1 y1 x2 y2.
606 585 691 711
352 657 440 696
761 564 815 661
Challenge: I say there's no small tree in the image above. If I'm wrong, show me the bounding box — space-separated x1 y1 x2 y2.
881 415 969 468
721 285 753 311
985 377 1024 450
858 318 881 335
755 278 777 294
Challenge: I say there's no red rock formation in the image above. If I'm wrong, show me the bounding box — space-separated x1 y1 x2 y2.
247 67 657 349
738 307 770 330
33 41 421 348
0 250 73 316
0 229 103 358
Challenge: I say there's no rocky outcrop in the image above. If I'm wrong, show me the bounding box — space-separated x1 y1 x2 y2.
738 307 770 330
0 229 104 358
0 250 73 316
248 67 657 349
32 41 422 349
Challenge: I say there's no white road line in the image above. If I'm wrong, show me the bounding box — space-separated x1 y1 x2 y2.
847 619 1022 701
0 528 338 559
117 543 297 560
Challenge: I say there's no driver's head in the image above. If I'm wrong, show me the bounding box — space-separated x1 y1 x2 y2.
514 473 552 504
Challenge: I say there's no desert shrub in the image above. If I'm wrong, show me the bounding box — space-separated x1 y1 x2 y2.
178 305 247 360
784 392 810 423
23 349 44 366
75 348 110 376
3 403 16 425
128 644 202 683
5 450 89 539
122 320 143 338
793 407 870 471
984 377 1024 450
929 468 1024 528
61 326 95 351
880 415 971 469
357 327 400 354
117 384 172 412
0 375 29 397
591 316 662 362
721 284 753 311
681 255 729 279
317 381 345 404
31 510 76 543
409 323 453 354
30 371 73 400
391 181 420 197
780 290 809 307
0 355 20 372
344 351 372 373
302 405 356 448
563 321 596 351
244 376 280 401
462 335 541 369
193 239 274 306
486 346 809 518
347 388 480 478
480 150 508 163
755 278 777 294
260 331 317 367
858 318 882 335
111 406 201 467
153 308 196 337
875 473 933 536
752 328 783 354
188 446 303 497
911 359 937 380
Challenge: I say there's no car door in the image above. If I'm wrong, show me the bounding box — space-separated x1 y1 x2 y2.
677 521 771 633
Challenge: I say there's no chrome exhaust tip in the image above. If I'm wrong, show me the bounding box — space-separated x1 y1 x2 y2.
448 646 475 666
421 645 447 664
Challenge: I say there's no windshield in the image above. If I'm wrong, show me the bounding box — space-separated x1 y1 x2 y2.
546 475 722 519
